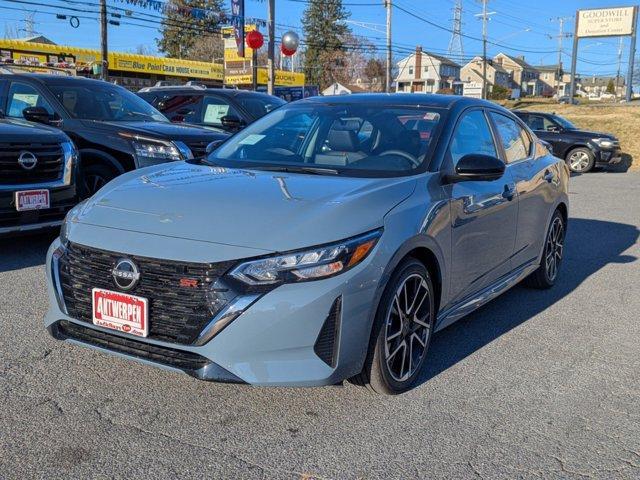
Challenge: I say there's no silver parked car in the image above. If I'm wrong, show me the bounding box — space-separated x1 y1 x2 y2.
45 94 569 394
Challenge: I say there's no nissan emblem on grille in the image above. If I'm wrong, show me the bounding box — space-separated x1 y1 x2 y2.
17 151 38 170
112 259 140 290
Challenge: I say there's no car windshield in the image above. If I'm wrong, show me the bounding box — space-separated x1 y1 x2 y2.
237 95 286 119
49 82 168 122
207 103 445 177
551 114 577 130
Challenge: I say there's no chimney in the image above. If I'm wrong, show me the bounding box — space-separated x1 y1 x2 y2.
517 55 525 61
415 45 422 80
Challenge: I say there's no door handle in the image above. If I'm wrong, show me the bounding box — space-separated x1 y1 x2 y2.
543 170 554 183
502 183 516 201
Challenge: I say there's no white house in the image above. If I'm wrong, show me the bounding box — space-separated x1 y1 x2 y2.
395 46 461 94
321 82 367 96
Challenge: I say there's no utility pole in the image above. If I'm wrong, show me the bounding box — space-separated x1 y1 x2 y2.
267 0 275 95
99 0 108 81
616 36 623 94
385 0 392 92
475 1 493 100
550 17 571 97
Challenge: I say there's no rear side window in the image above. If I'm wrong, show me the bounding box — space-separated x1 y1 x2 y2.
6 82 55 118
201 96 241 127
489 112 531 163
449 110 498 165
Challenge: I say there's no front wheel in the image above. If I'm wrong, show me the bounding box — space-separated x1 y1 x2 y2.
81 163 116 198
566 147 595 173
353 258 435 394
524 210 566 289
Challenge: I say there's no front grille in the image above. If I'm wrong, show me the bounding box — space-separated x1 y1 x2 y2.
58 242 235 345
0 143 64 184
314 296 342 368
55 320 210 371
185 140 209 159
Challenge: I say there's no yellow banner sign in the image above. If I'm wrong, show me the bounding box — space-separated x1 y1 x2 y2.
225 68 305 86
0 39 224 81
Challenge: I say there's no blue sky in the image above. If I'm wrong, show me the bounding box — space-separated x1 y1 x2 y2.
3 0 636 79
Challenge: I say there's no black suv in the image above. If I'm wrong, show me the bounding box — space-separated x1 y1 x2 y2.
0 118 78 235
513 110 621 173
0 74 229 196
137 84 285 133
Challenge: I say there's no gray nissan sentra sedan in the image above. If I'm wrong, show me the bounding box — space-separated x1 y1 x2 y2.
44 94 569 394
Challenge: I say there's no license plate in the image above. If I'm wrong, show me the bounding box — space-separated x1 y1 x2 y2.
92 288 149 338
15 189 50 211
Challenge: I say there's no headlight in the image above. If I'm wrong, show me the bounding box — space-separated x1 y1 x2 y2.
119 132 191 166
592 138 615 148
61 140 78 185
229 230 382 287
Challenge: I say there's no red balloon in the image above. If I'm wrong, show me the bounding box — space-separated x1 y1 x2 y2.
281 44 296 56
246 30 264 50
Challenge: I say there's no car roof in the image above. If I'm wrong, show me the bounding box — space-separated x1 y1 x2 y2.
0 73 110 86
139 87 278 99
298 93 497 110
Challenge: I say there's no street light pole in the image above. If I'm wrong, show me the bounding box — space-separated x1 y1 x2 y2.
385 0 392 92
99 0 108 81
267 0 275 95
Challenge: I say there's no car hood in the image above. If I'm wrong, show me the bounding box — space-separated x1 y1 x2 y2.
0 118 68 142
74 162 416 253
81 120 229 142
567 129 617 140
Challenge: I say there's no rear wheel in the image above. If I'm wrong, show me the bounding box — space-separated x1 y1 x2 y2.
566 147 595 173
81 163 116 198
524 210 566 289
353 258 435 394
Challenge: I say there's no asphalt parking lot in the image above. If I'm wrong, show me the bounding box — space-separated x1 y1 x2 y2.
1 171 639 479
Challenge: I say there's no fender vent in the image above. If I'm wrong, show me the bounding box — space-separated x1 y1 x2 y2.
314 296 342 368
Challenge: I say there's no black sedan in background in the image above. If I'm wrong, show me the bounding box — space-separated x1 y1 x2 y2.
513 110 621 173
0 74 228 197
137 85 286 133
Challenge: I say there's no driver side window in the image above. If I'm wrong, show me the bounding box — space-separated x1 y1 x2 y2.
448 110 498 165
7 83 54 118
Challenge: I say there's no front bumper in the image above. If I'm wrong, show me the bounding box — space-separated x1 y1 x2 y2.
0 184 77 236
596 147 623 166
44 236 384 386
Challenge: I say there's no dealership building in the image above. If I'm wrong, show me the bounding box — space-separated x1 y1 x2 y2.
0 37 306 92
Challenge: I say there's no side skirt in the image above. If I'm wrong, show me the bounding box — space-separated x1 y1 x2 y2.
435 261 539 332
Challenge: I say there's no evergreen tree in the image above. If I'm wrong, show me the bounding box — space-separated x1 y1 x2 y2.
302 0 351 89
606 78 616 94
157 0 225 60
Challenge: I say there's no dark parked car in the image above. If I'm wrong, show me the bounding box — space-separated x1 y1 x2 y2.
137 84 286 133
513 110 621 173
0 118 78 235
0 74 228 197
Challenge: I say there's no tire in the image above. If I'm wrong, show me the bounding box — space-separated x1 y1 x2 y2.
524 210 566 289
566 147 595 173
352 257 435 395
81 163 116 198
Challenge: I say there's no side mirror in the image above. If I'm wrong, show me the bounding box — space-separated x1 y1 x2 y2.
205 139 224 155
546 125 561 133
220 115 245 131
176 108 193 116
23 106 52 124
446 154 505 183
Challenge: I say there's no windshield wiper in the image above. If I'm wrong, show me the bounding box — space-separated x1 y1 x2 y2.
248 165 339 175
